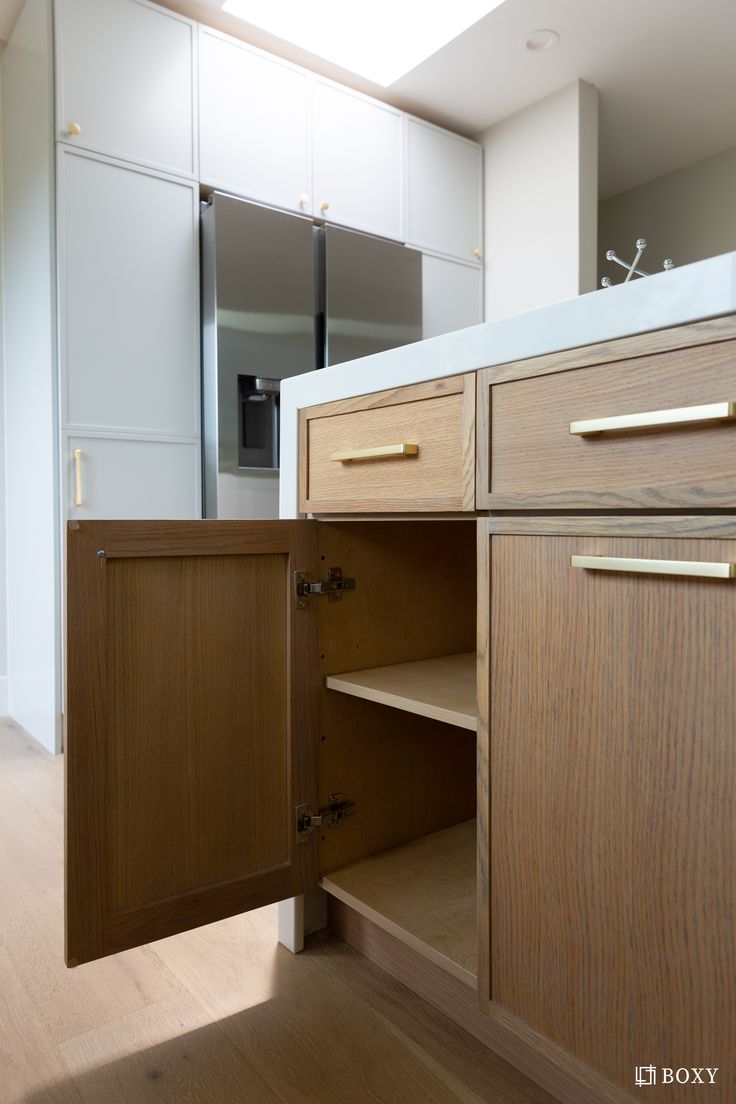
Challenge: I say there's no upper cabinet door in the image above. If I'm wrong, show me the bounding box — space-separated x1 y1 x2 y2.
55 0 196 177
312 80 402 240
406 118 482 263
58 148 200 438
65 520 320 966
199 28 311 213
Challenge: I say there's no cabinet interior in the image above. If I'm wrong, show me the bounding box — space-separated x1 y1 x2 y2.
315 520 477 982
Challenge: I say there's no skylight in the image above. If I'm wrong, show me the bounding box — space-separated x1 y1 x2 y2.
221 0 504 87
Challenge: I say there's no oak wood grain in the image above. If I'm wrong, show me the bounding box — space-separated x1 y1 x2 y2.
487 340 736 509
65 520 321 965
300 375 475 513
322 820 477 985
316 521 477 874
488 533 736 1101
485 515 736 538
325 652 477 731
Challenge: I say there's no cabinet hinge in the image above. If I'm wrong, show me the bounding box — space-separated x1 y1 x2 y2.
294 567 356 607
296 793 356 843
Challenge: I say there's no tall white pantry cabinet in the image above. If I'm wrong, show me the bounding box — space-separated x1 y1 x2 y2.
1 0 484 754
2 0 202 753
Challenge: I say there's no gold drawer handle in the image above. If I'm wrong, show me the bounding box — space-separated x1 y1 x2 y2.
570 401 736 437
330 443 419 463
571 554 735 579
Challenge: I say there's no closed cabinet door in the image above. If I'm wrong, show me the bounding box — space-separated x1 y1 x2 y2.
421 254 483 338
58 149 200 439
312 80 402 240
65 520 319 965
199 28 311 212
55 0 196 176
66 436 201 520
487 531 736 1100
406 118 482 263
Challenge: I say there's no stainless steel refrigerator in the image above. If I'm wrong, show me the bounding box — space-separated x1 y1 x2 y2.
201 191 422 519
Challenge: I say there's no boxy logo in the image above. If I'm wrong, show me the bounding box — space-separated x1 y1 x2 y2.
635 1067 719 1087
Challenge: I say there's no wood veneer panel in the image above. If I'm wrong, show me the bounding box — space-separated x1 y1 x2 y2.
489 533 736 1100
316 521 477 873
489 340 736 508
300 375 475 513
325 652 476 730
65 520 320 965
322 820 477 985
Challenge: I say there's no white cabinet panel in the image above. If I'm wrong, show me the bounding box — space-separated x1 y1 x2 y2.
66 436 201 519
59 150 200 437
199 28 311 213
55 0 196 176
422 254 483 339
407 118 482 263
313 80 402 239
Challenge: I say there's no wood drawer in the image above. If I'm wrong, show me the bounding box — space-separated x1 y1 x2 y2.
479 339 736 509
299 375 475 513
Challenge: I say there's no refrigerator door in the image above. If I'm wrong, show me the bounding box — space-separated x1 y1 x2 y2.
323 225 422 367
202 193 317 519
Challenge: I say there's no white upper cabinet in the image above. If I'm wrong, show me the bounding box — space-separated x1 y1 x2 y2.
406 117 483 263
422 254 483 339
199 28 311 213
55 0 196 177
312 80 402 240
58 148 200 438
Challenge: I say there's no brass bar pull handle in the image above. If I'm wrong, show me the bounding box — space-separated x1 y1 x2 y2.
73 449 83 507
570 401 736 437
330 443 419 463
571 554 736 579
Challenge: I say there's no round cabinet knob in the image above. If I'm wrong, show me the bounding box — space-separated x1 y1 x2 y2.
298 193 309 207
67 122 82 136
473 247 482 258
320 200 330 212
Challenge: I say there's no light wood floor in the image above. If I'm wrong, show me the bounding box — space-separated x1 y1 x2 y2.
0 717 556 1104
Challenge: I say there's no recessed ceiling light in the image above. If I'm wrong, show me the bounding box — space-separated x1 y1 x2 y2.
525 28 560 52
221 0 506 86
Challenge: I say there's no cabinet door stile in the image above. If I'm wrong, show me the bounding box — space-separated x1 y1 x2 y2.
65 519 320 966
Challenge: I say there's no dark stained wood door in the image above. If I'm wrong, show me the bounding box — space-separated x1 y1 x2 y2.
65 520 319 966
488 533 736 1101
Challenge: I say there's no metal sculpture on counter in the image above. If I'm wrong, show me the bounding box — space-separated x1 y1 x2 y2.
601 238 674 287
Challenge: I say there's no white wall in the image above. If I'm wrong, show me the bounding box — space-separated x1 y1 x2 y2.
1 0 60 752
479 80 599 321
0 71 7 714
599 145 736 285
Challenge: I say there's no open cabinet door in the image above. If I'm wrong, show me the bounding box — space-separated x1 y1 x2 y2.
65 520 319 966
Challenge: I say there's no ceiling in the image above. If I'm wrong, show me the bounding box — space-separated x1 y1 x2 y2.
3 0 735 197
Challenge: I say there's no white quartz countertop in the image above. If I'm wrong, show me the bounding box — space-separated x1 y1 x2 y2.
280 250 736 517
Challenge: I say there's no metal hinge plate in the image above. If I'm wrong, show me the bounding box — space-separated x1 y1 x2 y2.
294 566 356 608
296 792 356 843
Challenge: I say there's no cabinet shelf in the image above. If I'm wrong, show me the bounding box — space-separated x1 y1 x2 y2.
321 819 476 986
325 652 477 731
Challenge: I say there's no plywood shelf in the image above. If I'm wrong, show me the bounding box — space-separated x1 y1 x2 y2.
325 652 477 731
321 819 477 986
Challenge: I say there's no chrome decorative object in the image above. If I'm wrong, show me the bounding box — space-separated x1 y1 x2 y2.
601 238 674 287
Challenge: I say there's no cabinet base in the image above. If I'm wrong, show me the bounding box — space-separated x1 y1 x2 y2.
327 897 635 1104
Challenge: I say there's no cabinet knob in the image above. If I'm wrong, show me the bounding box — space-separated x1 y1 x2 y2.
473 247 482 258
67 122 82 136
320 200 330 212
298 193 309 207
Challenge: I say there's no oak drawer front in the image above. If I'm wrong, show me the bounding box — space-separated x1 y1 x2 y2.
485 340 736 509
299 376 475 513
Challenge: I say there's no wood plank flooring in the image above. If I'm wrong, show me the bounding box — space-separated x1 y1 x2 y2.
0 717 556 1104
